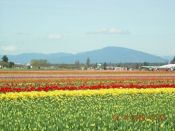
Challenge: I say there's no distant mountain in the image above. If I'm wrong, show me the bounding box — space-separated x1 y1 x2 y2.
8 52 72 64
60 47 167 64
1 46 167 64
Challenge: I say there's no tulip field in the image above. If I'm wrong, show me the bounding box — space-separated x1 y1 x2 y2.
0 70 175 130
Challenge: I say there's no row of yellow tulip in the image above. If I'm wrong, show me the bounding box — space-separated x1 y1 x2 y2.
1 88 175 99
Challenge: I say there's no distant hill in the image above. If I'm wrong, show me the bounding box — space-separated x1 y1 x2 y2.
1 46 167 64
8 53 72 64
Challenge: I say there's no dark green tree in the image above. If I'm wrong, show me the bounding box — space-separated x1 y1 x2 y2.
8 61 15 68
86 57 90 67
143 62 149 66
2 55 8 63
103 62 107 70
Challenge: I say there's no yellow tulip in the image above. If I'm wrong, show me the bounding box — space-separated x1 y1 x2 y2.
0 88 175 99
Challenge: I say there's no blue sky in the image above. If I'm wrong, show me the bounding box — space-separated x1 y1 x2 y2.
0 0 175 56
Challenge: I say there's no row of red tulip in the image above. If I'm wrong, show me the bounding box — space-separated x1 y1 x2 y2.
0 83 175 93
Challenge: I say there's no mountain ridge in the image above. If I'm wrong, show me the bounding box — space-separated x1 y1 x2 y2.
1 46 167 64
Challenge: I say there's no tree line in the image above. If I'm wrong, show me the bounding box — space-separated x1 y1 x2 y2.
0 55 15 68
1 55 175 69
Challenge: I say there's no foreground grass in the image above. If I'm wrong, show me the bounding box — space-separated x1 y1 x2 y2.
0 94 175 130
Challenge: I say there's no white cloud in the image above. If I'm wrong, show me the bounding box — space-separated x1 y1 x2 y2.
87 28 129 35
48 34 63 40
0 45 17 54
15 32 30 36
